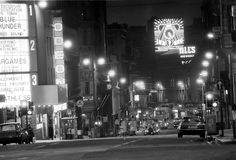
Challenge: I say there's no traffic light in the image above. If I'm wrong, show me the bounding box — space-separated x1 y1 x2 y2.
27 101 34 115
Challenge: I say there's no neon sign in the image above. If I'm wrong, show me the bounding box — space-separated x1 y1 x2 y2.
53 17 65 85
0 3 29 37
154 18 184 52
179 46 196 64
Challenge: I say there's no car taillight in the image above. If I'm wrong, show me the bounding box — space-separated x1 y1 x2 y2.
180 125 188 129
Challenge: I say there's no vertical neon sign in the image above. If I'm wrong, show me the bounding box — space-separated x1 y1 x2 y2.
53 17 65 85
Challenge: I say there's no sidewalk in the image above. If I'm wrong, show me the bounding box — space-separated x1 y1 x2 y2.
35 136 129 144
213 129 236 144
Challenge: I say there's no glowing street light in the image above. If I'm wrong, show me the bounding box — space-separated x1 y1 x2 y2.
97 57 106 65
119 77 127 84
38 0 48 9
64 40 73 49
82 58 91 66
206 93 214 100
207 32 215 40
196 77 204 85
202 60 210 67
205 51 214 60
108 69 116 77
200 70 208 77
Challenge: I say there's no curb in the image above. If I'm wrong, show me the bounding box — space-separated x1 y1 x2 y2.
214 137 236 144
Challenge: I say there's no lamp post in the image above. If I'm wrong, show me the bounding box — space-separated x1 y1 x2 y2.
197 77 205 119
82 57 106 109
177 80 185 102
206 92 214 114
82 57 106 137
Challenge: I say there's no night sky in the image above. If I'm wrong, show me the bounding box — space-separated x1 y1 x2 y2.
106 0 202 26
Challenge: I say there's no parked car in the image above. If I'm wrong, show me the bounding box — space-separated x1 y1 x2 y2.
0 122 29 145
173 119 182 129
177 117 206 138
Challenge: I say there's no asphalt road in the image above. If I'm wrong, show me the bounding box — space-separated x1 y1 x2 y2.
0 129 235 160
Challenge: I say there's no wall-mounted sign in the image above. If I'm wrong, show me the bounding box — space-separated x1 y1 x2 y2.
0 3 29 37
154 18 184 53
0 39 30 72
0 73 31 107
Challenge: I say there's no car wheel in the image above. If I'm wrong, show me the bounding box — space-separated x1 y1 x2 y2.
18 137 23 144
178 133 183 138
200 133 205 138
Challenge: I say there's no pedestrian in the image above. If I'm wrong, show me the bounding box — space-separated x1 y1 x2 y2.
121 119 127 140
25 124 34 143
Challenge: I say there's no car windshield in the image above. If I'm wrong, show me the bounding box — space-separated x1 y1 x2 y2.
0 124 16 132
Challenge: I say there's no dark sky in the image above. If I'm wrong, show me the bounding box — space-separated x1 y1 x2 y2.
106 0 202 26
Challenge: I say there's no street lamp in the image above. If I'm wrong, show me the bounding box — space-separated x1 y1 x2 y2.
156 82 164 102
207 32 215 40
177 80 185 101
200 70 208 77
108 69 116 78
81 57 106 130
97 57 106 65
119 77 127 84
82 58 91 66
64 40 73 49
206 92 214 115
38 0 48 9
202 60 210 67
205 51 214 60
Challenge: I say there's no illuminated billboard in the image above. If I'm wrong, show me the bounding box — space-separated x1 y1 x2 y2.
154 18 184 52
0 74 31 107
0 3 29 37
0 39 30 72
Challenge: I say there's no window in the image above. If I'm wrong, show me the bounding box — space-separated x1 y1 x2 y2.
1 124 16 132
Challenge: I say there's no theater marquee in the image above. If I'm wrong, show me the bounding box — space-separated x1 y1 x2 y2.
0 3 29 37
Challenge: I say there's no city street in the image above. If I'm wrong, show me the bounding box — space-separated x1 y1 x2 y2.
0 129 235 160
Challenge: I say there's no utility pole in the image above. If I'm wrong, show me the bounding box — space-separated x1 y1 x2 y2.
75 97 84 139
